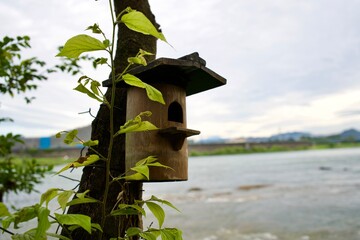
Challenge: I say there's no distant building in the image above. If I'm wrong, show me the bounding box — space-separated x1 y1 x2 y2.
13 125 91 151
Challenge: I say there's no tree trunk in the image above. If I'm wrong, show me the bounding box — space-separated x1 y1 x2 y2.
62 1 159 239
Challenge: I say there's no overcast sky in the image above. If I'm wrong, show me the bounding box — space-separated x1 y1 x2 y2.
1 0 360 140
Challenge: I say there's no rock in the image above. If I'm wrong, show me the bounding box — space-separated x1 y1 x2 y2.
237 184 269 191
319 166 332 171
188 187 203 192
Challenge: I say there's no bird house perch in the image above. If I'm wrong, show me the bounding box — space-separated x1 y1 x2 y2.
103 52 226 181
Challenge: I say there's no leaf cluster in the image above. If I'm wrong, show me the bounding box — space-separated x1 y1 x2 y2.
0 36 47 101
111 195 182 240
0 189 102 240
0 159 53 201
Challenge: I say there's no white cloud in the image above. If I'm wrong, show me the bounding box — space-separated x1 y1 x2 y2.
1 0 360 139
191 88 360 139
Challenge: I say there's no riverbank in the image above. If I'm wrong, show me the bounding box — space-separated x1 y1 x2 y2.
189 142 360 156
6 142 360 164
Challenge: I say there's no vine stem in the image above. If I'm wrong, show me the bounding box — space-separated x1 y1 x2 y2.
99 1 117 239
0 226 14 236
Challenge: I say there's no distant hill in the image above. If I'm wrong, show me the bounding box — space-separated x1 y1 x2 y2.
202 129 360 144
323 128 360 142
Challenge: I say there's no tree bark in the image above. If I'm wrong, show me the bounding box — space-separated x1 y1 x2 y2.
63 1 159 239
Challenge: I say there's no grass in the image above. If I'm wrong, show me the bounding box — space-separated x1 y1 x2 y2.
0 157 74 166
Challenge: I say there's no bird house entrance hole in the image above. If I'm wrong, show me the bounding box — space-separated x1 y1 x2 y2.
168 101 183 123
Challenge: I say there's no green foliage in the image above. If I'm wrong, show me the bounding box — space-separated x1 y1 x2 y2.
0 131 41 201
0 36 90 102
0 158 53 201
126 156 172 181
0 36 46 99
119 8 167 43
109 195 183 240
56 154 100 174
122 74 165 104
63 129 78 145
0 189 102 238
0 132 23 156
114 111 158 137
0 202 10 217
55 213 92 234
73 76 105 103
56 34 107 58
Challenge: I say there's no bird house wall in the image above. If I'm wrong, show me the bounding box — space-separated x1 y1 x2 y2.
125 83 188 181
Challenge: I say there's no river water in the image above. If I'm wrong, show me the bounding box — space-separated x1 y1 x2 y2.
3 148 360 240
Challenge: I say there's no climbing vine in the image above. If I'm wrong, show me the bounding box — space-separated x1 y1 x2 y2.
0 1 182 239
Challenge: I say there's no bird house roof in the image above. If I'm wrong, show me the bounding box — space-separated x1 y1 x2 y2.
102 52 226 96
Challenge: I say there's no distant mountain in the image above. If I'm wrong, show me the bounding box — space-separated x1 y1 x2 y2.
324 128 360 142
197 129 360 144
340 129 360 141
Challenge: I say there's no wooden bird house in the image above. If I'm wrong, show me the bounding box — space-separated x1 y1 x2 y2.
103 52 226 181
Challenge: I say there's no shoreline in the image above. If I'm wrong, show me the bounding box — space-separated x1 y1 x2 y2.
189 142 360 157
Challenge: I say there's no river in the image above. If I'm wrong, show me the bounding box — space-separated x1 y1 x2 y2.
3 148 360 240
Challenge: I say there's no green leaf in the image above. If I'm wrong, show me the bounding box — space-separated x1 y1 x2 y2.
126 227 142 237
123 172 147 181
145 84 165 104
121 11 167 42
111 204 145 216
122 74 165 104
140 232 158 240
55 132 62 138
135 156 158 167
55 213 92 234
161 228 183 240
146 202 165 228
90 80 101 96
65 190 99 207
66 197 99 207
46 233 72 240
2 205 38 229
57 190 74 211
91 223 103 233
11 229 37 240
82 139 99 147
148 162 173 170
56 34 106 58
85 23 102 34
56 154 100 174
160 229 174 240
64 130 78 145
40 188 58 207
115 111 158 136
103 39 110 48
149 195 180 212
128 56 147 66
75 189 91 199
94 57 108 66
74 83 103 103
139 49 154 56
35 207 50 240
0 202 10 217
122 73 146 88
130 165 149 180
